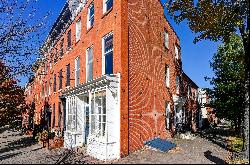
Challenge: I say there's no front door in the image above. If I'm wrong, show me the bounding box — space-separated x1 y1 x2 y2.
84 97 90 144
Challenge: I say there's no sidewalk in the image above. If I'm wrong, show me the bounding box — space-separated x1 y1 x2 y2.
0 127 231 164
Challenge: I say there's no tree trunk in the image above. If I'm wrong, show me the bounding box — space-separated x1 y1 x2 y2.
239 24 249 161
243 76 249 160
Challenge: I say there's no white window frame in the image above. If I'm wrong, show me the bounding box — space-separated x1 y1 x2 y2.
164 30 169 49
103 0 113 13
165 64 170 87
175 44 179 59
75 56 80 87
86 46 93 82
165 102 170 130
87 2 94 30
102 31 113 75
67 97 77 132
75 19 81 42
90 90 106 139
176 76 180 94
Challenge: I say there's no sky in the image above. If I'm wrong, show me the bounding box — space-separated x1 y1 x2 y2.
18 0 220 89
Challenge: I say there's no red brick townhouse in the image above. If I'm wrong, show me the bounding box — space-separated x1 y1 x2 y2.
24 0 200 160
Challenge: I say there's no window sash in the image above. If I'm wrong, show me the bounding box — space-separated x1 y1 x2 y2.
103 33 113 75
76 19 81 42
87 47 93 81
90 91 106 137
66 64 70 86
105 0 113 12
53 74 57 92
164 31 169 48
67 30 71 49
175 45 179 59
165 65 169 87
165 102 170 130
60 39 64 57
59 69 62 89
75 57 80 86
176 76 180 94
88 3 94 28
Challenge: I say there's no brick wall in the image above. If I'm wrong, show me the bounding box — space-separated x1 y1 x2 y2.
127 0 182 153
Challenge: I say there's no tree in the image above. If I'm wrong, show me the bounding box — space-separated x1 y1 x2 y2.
166 0 249 160
0 0 50 77
0 60 25 128
207 34 245 135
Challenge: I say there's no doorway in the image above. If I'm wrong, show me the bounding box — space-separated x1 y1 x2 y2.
84 96 90 144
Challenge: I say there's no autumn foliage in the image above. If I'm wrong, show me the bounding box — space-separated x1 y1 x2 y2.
0 60 25 128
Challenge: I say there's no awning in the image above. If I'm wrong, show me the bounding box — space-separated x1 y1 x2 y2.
60 74 119 98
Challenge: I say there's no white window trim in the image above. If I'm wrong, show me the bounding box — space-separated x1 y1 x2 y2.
176 76 180 94
164 30 169 49
175 45 179 59
86 46 93 82
102 31 113 75
165 65 170 87
166 102 170 130
103 0 112 14
87 2 94 30
90 90 106 140
75 56 80 87
75 19 81 42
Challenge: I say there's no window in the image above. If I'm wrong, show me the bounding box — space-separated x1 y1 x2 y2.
60 39 64 57
90 90 106 137
58 102 62 131
102 32 113 75
54 74 57 92
188 85 191 98
53 103 55 128
67 30 72 50
165 102 170 130
67 97 76 131
54 48 58 63
49 78 52 95
103 0 113 13
75 57 80 86
175 44 179 59
45 62 48 73
59 69 63 90
66 64 70 87
41 85 44 98
87 2 94 29
165 64 170 87
176 76 180 94
50 55 52 69
86 47 93 81
45 81 48 96
164 30 169 49
75 19 81 42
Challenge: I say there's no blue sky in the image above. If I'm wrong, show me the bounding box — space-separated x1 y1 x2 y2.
19 0 219 88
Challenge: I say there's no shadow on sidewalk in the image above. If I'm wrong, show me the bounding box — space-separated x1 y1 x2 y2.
0 152 22 161
197 126 234 151
204 150 226 164
0 137 37 154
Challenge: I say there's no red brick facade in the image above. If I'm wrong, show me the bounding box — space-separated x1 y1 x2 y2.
23 0 200 159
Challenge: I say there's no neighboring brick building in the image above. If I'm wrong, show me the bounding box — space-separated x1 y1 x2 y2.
24 0 201 160
182 73 199 132
198 88 215 128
